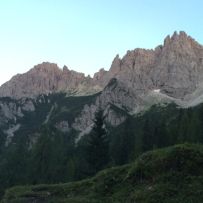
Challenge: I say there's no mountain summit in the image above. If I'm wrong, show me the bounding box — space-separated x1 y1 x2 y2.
0 62 101 98
1 32 203 202
0 31 203 100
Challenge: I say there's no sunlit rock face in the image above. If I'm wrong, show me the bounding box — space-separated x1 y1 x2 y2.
71 31 203 132
0 31 203 100
105 31 203 99
0 63 101 99
1 31 203 140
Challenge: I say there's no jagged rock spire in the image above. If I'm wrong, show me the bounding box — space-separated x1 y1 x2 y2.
0 31 203 99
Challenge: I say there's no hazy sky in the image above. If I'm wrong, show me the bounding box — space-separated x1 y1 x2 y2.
0 0 203 85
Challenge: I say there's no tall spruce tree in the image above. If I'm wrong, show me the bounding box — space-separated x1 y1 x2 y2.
142 118 152 152
86 109 109 175
31 126 67 184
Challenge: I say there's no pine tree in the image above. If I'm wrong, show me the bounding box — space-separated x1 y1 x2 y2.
31 126 53 183
142 118 152 152
177 111 190 143
31 125 69 184
155 122 168 148
114 117 135 165
0 130 5 154
86 109 109 175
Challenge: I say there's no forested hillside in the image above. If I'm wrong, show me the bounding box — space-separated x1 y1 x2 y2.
1 100 203 199
2 143 203 203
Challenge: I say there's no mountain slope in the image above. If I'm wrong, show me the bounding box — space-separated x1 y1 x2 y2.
0 31 203 102
0 93 100 146
1 98 203 200
2 143 203 203
1 31 203 203
0 63 102 99
1 31 203 136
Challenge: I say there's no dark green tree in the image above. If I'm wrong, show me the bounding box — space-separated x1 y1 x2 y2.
0 130 5 154
31 126 53 183
111 117 135 165
30 126 67 184
0 135 30 197
142 118 153 152
177 111 190 143
86 109 109 175
154 122 168 148
197 105 203 143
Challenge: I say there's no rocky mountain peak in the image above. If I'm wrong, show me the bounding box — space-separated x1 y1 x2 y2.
62 65 70 73
2 31 203 139
31 62 60 73
109 54 121 75
164 31 187 44
0 31 203 100
0 62 97 98
163 31 201 51
93 68 107 80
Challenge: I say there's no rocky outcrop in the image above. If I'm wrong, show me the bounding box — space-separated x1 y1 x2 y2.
151 31 202 98
105 31 203 99
72 78 140 132
71 31 203 133
55 121 70 133
1 31 203 136
0 63 101 99
0 97 37 145
0 31 203 101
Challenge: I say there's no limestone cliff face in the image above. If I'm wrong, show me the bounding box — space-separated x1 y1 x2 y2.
0 31 203 101
1 31 203 134
108 49 156 94
151 31 203 98
72 78 141 132
105 31 203 99
92 31 203 101
0 97 36 145
71 31 203 132
0 63 100 99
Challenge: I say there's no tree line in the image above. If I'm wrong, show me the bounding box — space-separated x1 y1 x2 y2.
1 103 203 197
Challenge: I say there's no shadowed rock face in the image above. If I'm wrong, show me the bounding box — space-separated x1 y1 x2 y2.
0 31 203 100
72 78 139 132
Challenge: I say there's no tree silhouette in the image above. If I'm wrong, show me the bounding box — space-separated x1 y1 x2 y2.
86 109 109 175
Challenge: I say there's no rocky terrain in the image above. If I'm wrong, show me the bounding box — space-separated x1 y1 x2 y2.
0 63 102 99
1 31 203 100
1 31 203 143
65 31 203 134
1 32 203 202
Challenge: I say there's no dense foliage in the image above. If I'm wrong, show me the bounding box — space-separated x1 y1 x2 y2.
85 109 109 175
1 97 203 200
2 143 203 203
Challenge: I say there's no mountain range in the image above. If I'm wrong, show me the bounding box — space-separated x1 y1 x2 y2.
1 31 203 101
1 31 203 202
1 31 203 144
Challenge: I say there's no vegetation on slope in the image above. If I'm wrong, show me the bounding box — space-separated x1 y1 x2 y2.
2 143 203 203
2 101 203 199
2 93 203 200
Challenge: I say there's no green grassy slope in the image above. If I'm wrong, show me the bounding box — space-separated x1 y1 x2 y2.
2 143 203 203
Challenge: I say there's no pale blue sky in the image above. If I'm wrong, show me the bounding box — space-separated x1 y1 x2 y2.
0 0 203 85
